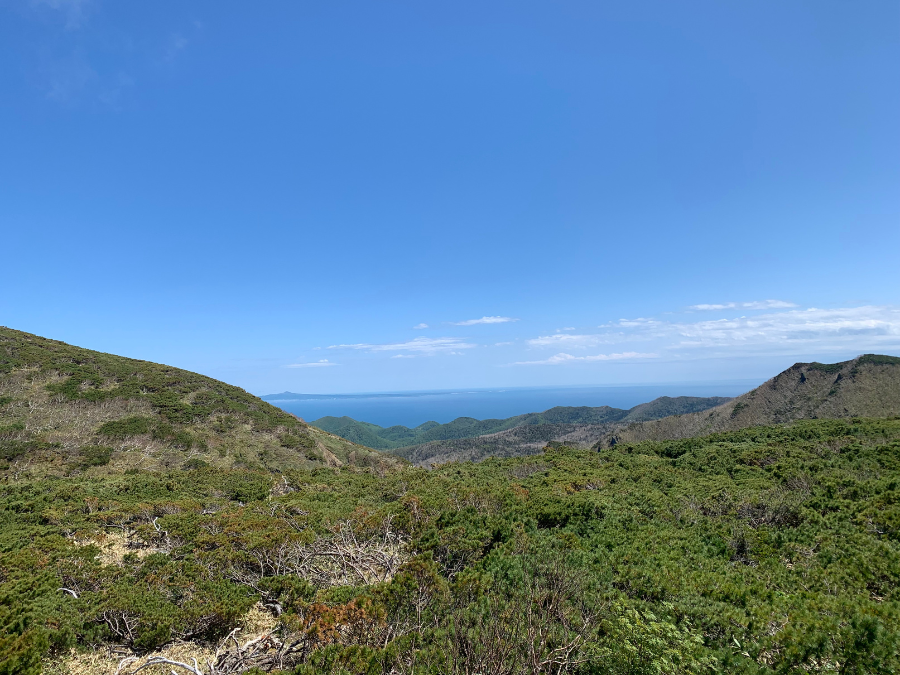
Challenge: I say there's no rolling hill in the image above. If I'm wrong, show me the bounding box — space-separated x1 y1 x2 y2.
0 326 398 477
2 332 899 673
378 356 900 467
594 354 900 448
311 396 732 451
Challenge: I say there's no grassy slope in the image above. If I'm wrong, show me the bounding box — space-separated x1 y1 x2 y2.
1 417 898 674
0 326 397 477
597 355 900 448
313 396 731 452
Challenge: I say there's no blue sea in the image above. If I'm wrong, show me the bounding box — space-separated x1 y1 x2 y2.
265 381 759 428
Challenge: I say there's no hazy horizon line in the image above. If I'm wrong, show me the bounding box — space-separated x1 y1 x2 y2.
258 378 764 400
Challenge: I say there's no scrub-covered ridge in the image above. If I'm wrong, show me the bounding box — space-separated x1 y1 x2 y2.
598 355 900 448
0 326 397 478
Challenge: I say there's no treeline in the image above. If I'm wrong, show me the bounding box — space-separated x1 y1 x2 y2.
1 418 899 674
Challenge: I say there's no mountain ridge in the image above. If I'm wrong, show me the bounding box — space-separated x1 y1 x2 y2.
0 326 398 477
594 354 900 448
310 396 732 450
385 355 900 466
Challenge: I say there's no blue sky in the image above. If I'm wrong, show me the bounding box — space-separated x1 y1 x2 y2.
1 0 898 395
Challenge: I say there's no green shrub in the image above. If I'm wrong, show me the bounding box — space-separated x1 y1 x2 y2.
280 432 316 449
78 445 112 468
97 416 154 439
0 439 52 461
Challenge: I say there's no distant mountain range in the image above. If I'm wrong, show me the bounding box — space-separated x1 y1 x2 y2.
311 396 732 452
315 354 900 467
594 353 900 448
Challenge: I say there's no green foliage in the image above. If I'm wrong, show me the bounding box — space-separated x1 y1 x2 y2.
97 416 155 438
1 419 899 673
77 445 112 468
0 437 53 462
806 361 845 374
313 397 730 451
281 432 316 450
857 354 900 366
587 604 715 674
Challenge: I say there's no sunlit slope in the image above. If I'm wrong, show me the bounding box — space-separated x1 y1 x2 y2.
0 326 397 477
596 354 900 448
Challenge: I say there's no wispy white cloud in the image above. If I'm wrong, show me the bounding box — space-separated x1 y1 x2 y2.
527 333 611 348
451 316 518 326
32 0 92 30
329 337 476 355
525 305 900 359
286 359 337 368
43 51 97 102
741 300 798 310
164 33 188 63
413 323 429 330
668 306 898 351
512 352 658 366
689 300 798 311
690 303 736 311
391 354 415 359
97 72 135 109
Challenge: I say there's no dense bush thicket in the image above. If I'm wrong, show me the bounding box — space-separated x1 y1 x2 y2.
1 418 899 674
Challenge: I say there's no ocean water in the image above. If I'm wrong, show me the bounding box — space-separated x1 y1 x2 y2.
265 381 759 428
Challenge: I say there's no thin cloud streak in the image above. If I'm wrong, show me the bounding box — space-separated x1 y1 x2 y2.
512 352 658 366
689 300 798 311
329 336 476 354
527 333 612 348
451 316 518 326
286 360 337 368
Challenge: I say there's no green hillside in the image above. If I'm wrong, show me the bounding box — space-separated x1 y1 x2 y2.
2 417 898 674
0 326 397 477
597 355 900 448
312 396 731 451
